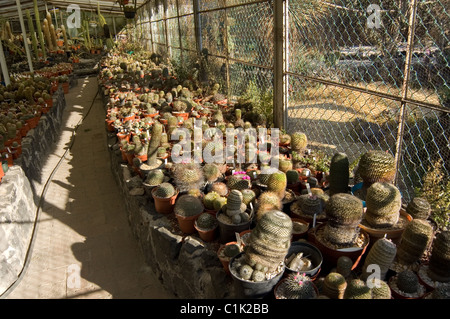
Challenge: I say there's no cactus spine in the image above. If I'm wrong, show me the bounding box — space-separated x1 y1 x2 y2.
361 237 397 281
328 152 349 195
396 219 434 265
343 279 372 299
365 182 402 228
427 231 450 283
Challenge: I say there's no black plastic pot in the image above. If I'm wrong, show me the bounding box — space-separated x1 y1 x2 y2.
284 241 323 278
229 252 285 299
124 10 136 19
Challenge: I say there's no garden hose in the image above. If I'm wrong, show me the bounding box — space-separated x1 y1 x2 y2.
0 84 99 299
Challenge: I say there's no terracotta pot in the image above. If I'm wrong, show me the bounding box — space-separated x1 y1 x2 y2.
239 229 252 246
172 112 189 121
152 188 179 214
0 162 4 183
125 152 134 165
176 213 202 235
117 132 130 142
217 241 241 275
62 82 69 94
359 208 412 247
194 221 218 242
309 223 370 271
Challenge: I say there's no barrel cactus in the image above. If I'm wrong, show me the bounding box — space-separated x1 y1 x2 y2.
356 150 396 190
243 210 293 273
195 213 218 231
286 169 300 185
328 152 350 195
361 237 397 281
405 197 431 220
280 272 317 299
203 163 222 182
396 219 434 265
427 230 450 283
174 194 204 217
203 191 220 210
396 270 420 294
299 194 324 217
210 182 229 196
343 279 372 299
145 169 165 186
267 171 287 199
279 158 293 173
368 278 391 299
365 182 402 228
322 272 347 299
290 132 308 153
323 193 364 247
241 189 256 206
153 182 176 198
172 162 204 192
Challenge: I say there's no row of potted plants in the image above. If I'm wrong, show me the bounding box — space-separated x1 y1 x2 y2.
98 45 449 299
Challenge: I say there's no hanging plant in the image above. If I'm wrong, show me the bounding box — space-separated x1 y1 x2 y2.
120 0 137 20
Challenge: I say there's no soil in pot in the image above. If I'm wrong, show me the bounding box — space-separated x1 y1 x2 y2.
229 252 285 299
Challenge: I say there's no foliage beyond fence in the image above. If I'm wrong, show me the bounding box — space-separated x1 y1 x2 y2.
132 0 449 210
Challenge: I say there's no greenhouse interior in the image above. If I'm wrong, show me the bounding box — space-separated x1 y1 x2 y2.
0 0 449 303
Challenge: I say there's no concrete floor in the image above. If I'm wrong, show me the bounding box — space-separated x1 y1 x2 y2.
4 76 174 299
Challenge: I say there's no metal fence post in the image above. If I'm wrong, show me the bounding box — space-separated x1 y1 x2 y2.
273 0 285 130
163 0 171 57
193 0 202 54
394 0 418 183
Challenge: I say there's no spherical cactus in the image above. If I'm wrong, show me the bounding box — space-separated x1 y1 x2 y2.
365 182 402 228
172 162 204 192
174 194 204 217
211 182 229 196
145 169 165 186
239 264 254 280
357 150 396 189
256 191 283 221
203 191 220 210
336 256 353 278
281 272 317 299
290 132 308 153
153 182 176 198
213 196 227 211
267 171 287 199
299 194 323 217
223 243 241 258
427 230 450 283
396 219 434 265
396 270 419 294
329 152 350 195
368 278 391 299
361 237 397 281
286 169 300 185
244 210 293 273
324 193 364 246
343 279 372 299
203 163 222 182
406 197 431 220
196 213 218 230
279 158 293 173
241 189 256 206
323 272 347 299
227 174 251 191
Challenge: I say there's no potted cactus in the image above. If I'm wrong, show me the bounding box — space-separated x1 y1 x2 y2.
228 210 292 298
328 152 350 195
151 182 179 214
174 194 205 234
194 213 219 242
217 241 242 275
388 269 427 299
274 272 318 299
322 272 347 299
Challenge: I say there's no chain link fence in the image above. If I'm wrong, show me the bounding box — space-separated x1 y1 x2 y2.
134 0 449 204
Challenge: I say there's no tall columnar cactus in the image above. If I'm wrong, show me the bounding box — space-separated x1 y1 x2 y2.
281 272 317 299
174 194 204 217
328 152 350 195
42 18 54 51
224 190 248 224
26 9 39 60
267 171 287 199
365 182 402 228
405 197 431 220
357 150 396 190
33 0 46 59
147 122 162 167
290 132 308 153
323 193 364 247
396 270 420 294
243 210 293 273
61 24 69 51
361 237 397 281
396 219 434 265
427 230 450 283
323 272 347 299
343 279 372 299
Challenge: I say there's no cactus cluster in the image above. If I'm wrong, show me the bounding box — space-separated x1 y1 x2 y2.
405 197 431 220
174 194 204 217
243 210 293 273
222 190 249 225
203 191 220 210
427 230 450 283
396 219 434 265
280 272 317 299
328 152 350 195
323 193 364 247
365 182 402 228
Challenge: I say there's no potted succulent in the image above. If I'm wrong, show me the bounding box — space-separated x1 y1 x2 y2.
151 182 179 214
217 242 242 275
174 194 205 234
388 270 427 299
274 272 319 299
194 213 219 242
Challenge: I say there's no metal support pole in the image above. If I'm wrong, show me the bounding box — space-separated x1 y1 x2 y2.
394 0 418 183
193 0 202 54
0 40 11 86
164 0 171 57
16 0 34 73
223 7 231 106
176 0 183 62
284 0 289 130
273 0 285 129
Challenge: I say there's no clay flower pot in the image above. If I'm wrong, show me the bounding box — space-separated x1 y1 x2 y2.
217 241 242 275
176 213 202 235
151 188 179 214
194 220 218 242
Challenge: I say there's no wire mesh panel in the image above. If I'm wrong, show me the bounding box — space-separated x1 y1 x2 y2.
199 9 227 57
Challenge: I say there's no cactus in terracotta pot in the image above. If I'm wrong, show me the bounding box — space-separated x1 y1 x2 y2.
172 162 204 192
323 193 364 247
174 194 204 217
405 197 431 220
145 169 166 186
396 270 420 294
195 213 218 231
364 182 402 228
153 182 176 198
396 219 433 265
